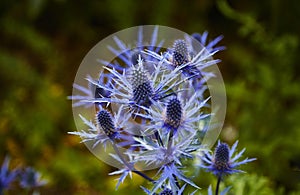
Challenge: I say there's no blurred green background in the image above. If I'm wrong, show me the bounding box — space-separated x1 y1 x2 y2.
1 0 300 194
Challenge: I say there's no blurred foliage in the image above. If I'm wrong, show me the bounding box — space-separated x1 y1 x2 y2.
224 173 284 195
0 0 299 194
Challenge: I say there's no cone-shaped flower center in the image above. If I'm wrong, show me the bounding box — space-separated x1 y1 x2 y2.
172 39 189 66
165 98 182 130
214 143 230 170
130 65 153 106
97 110 116 139
159 189 173 195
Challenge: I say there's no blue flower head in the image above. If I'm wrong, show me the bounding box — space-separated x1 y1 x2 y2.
69 104 136 150
159 188 173 195
97 110 118 140
129 59 153 107
200 140 256 177
172 39 190 66
0 157 18 192
19 167 47 189
163 97 183 133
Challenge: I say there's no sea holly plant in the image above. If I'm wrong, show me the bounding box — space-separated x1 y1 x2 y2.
69 25 254 194
201 141 256 195
0 156 47 195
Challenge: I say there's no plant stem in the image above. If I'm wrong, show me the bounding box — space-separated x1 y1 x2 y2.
167 130 174 152
215 176 221 195
155 131 164 147
132 170 155 183
167 130 181 190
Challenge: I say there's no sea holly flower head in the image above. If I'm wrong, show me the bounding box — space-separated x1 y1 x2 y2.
200 140 256 177
86 55 192 115
68 105 132 149
145 37 220 77
1 157 47 194
172 39 190 66
97 109 118 140
214 143 230 171
163 97 183 133
159 188 173 195
129 57 154 108
19 167 47 189
0 156 18 191
136 91 210 137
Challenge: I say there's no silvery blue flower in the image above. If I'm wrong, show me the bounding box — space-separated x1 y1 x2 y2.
86 56 192 112
19 167 47 189
68 105 132 149
144 38 220 78
200 140 256 177
68 26 254 195
150 163 199 195
0 157 18 192
136 91 210 137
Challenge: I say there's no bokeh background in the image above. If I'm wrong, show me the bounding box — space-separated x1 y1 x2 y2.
1 0 300 194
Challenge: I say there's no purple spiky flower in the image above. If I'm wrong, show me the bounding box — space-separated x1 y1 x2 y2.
172 39 190 66
164 98 182 132
160 188 173 195
97 110 118 140
0 157 18 192
200 140 256 177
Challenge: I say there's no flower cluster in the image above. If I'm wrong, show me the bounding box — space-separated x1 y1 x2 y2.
69 26 254 194
0 156 47 194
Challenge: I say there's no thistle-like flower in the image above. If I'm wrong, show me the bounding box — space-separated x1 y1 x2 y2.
200 140 256 177
97 110 118 140
68 105 132 148
136 91 210 136
145 37 220 76
143 37 221 94
19 167 47 189
69 26 231 195
86 56 190 114
0 157 18 192
172 39 190 66
159 188 173 195
129 61 154 107
70 27 163 109
163 98 183 132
